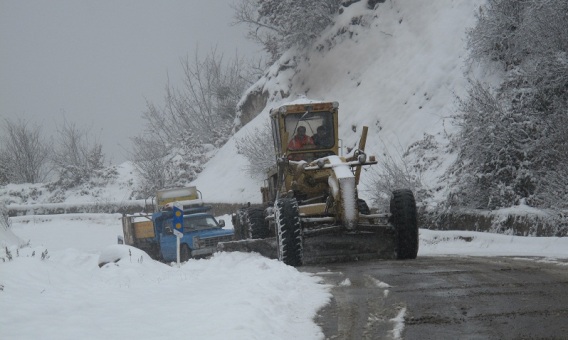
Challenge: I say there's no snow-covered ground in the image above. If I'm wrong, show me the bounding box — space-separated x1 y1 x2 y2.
1 214 567 340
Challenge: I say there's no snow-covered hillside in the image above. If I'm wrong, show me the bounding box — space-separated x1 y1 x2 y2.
192 0 485 206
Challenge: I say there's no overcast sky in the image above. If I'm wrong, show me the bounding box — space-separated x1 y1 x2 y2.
0 0 259 164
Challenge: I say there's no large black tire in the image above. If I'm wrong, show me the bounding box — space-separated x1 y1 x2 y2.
233 207 270 240
275 198 303 266
357 198 371 215
180 244 192 262
390 189 418 259
245 207 270 239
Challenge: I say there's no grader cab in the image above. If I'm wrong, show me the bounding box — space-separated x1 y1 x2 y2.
229 101 418 266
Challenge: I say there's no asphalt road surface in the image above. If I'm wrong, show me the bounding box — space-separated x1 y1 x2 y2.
304 256 568 340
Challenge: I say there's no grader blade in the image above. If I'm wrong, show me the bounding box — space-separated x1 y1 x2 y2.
217 238 278 260
218 227 396 265
302 228 396 265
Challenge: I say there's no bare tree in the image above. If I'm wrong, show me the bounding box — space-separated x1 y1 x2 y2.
235 120 275 177
132 48 253 194
0 149 10 185
0 119 50 184
366 144 424 211
51 118 105 188
129 132 204 198
142 48 251 148
0 201 11 230
129 135 171 198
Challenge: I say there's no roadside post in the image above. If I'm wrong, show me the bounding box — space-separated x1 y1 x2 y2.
172 202 183 266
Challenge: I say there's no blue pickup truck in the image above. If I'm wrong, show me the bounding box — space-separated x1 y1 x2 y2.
119 187 234 262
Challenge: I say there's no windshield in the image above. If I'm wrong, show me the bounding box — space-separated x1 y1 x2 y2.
165 215 219 232
285 111 334 160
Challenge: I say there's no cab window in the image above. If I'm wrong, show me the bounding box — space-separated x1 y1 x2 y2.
183 216 219 232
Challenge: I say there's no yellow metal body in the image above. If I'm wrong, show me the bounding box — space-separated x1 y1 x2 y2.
267 102 341 206
270 101 339 161
133 220 155 239
156 186 198 209
264 101 376 229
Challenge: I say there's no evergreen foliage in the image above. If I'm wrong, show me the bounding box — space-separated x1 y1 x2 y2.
450 0 568 209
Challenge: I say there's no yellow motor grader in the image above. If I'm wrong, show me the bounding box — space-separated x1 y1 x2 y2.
227 101 418 266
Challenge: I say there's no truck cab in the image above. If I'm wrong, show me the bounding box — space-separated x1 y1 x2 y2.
154 210 233 262
120 187 234 262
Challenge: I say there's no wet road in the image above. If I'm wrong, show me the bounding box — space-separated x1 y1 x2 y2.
304 256 568 339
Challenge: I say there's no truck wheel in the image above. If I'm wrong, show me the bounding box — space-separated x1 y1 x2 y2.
275 198 303 266
245 207 270 239
180 244 192 262
390 189 418 259
357 199 371 215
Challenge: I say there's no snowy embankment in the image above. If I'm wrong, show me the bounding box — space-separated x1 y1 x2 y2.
191 0 486 204
419 229 568 260
1 213 567 339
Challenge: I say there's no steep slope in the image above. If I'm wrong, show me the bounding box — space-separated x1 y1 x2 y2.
192 0 485 205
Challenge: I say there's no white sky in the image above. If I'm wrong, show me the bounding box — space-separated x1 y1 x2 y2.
0 0 259 164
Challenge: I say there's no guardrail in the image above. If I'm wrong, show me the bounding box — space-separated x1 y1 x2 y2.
7 200 148 217
6 201 254 218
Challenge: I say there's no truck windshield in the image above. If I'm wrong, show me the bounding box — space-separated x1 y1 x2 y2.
285 111 334 161
164 215 219 232
184 216 219 231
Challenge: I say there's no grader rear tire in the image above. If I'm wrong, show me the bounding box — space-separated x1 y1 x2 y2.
357 199 371 215
390 189 418 259
245 207 270 239
275 198 303 266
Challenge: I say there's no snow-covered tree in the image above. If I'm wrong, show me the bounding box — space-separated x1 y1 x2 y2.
0 119 50 184
0 150 9 185
131 49 252 195
450 0 568 210
141 49 250 148
51 119 106 188
0 201 11 230
232 0 341 61
130 133 207 198
366 140 427 211
235 120 275 177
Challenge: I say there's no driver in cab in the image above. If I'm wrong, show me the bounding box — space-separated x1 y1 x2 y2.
287 126 315 161
287 126 314 151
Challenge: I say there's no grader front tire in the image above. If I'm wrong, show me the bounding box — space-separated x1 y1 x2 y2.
275 198 303 266
390 189 419 259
